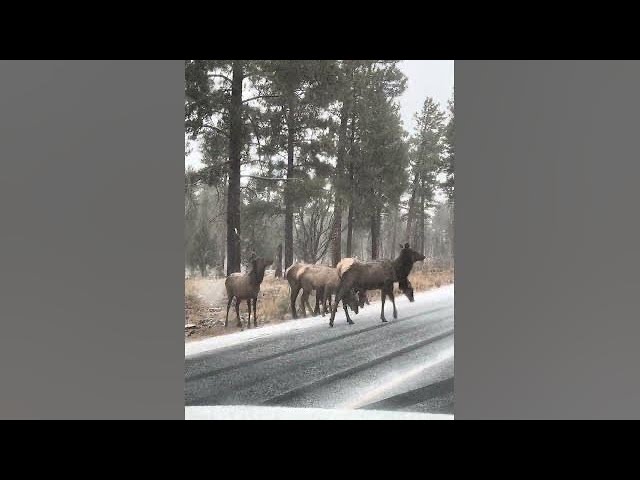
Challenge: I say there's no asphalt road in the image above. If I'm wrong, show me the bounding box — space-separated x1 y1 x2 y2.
185 284 454 415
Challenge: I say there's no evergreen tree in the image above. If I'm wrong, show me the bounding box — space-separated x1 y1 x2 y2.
441 96 455 201
350 61 408 259
252 60 340 268
185 60 264 275
406 97 446 253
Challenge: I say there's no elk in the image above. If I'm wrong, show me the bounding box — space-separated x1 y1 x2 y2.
285 263 310 319
322 271 368 314
225 254 273 329
329 243 425 327
286 263 361 318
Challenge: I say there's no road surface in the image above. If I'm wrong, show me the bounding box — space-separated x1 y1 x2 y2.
185 284 454 417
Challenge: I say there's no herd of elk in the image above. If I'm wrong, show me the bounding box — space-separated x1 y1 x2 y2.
285 263 362 318
222 243 424 330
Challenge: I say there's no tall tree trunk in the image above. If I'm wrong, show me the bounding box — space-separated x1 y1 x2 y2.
274 243 283 278
226 61 243 276
346 203 354 257
345 113 356 259
370 209 381 260
405 172 419 243
284 98 295 270
390 207 397 259
419 178 426 255
330 103 350 266
330 62 354 266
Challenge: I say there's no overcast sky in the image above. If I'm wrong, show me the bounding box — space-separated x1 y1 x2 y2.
185 60 454 170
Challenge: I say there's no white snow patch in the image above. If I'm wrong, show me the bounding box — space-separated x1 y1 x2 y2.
185 406 452 420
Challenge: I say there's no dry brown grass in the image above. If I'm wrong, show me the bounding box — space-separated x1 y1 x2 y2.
185 267 454 341
185 274 313 340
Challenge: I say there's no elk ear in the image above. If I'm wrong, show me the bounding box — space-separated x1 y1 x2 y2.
404 243 410 249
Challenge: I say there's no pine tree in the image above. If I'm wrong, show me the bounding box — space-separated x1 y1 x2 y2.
351 62 408 259
441 96 455 202
185 60 264 275
252 60 340 268
406 97 446 253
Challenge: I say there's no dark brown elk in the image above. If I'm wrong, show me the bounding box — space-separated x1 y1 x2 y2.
321 271 368 315
225 255 273 329
286 263 361 318
329 243 425 327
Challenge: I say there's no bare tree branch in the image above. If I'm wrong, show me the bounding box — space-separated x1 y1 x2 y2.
240 175 301 181
242 94 281 104
208 74 232 82
201 124 229 138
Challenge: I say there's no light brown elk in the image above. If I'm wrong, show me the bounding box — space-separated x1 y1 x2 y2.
225 255 273 329
286 263 361 318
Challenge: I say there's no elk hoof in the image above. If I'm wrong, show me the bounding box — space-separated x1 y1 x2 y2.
381 318 388 323
347 320 355 325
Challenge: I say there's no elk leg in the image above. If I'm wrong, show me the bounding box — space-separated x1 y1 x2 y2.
343 300 354 325
329 289 342 327
225 296 233 328
322 292 331 316
246 300 252 329
389 290 398 319
303 290 315 317
305 291 316 317
235 298 242 328
290 286 300 319
314 288 323 316
300 290 309 317
253 298 257 327
380 291 388 323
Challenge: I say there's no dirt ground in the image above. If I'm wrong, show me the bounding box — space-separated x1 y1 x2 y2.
185 266 454 341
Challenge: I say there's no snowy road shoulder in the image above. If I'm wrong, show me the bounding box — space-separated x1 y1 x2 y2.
185 284 454 359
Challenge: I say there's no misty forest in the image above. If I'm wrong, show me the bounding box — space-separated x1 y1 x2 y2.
185 60 454 282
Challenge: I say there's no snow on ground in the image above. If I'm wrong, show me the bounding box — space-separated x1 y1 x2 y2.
185 406 452 420
185 284 454 359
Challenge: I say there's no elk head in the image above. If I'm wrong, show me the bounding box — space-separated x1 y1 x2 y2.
344 289 360 314
398 243 426 264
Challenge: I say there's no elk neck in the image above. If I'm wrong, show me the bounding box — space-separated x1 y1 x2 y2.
249 264 266 285
392 253 412 283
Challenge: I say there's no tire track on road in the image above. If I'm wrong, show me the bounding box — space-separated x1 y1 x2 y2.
259 328 454 406
185 305 452 382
